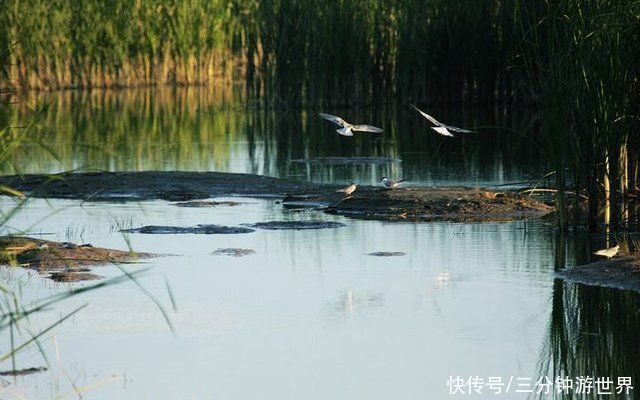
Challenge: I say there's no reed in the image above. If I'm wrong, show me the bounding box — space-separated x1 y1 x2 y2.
1 0 526 107
517 0 640 232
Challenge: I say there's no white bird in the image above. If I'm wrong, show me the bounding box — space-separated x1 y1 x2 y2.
319 113 384 137
593 245 619 259
336 183 357 196
379 177 405 189
410 104 474 137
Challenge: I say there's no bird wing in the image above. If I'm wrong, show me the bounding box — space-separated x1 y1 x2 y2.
411 104 442 126
431 126 455 137
446 125 475 134
319 112 347 127
337 127 354 136
351 124 384 133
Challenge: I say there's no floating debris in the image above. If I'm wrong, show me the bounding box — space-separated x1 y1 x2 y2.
242 221 346 230
212 248 256 257
121 224 255 234
367 252 406 257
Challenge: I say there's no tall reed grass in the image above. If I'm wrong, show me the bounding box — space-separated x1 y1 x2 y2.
517 0 640 232
1 0 525 107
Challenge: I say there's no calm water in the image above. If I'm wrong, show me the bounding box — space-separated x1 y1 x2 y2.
1 89 638 399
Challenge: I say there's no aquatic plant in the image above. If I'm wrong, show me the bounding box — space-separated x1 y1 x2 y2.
0 0 524 107
517 0 640 232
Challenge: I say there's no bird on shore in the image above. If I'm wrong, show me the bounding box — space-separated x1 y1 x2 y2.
410 104 474 137
379 177 405 189
593 245 620 259
336 183 357 197
319 113 384 137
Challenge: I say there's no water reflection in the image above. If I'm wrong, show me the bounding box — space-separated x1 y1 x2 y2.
325 289 386 318
9 88 547 187
539 237 640 399
6 88 640 399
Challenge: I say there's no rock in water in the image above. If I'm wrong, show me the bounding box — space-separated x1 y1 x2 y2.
212 248 256 257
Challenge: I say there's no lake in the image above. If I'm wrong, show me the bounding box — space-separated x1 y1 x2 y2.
1 88 638 399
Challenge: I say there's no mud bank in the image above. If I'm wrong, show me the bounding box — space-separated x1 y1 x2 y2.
302 186 552 222
0 171 330 201
0 172 553 222
0 236 154 282
556 256 640 292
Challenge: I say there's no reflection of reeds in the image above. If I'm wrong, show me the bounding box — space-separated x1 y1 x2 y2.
6 88 243 173
540 236 640 399
541 280 640 400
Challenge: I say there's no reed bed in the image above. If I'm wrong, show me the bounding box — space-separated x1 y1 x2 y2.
517 0 640 232
0 0 533 106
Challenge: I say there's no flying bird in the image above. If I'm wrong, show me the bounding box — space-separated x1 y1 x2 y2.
319 113 383 137
410 104 474 137
336 183 357 196
379 177 405 189
593 245 619 259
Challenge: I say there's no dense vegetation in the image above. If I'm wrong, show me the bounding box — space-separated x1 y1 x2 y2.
0 0 558 106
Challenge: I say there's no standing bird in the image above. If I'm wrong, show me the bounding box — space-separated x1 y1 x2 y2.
593 245 620 259
319 113 384 137
336 183 357 197
410 104 474 137
379 177 405 189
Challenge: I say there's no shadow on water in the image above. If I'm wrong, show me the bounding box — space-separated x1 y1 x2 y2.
9 88 547 187
538 236 640 399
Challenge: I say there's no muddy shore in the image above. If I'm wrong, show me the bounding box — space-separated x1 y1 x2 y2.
0 236 154 282
0 171 330 201
556 256 640 292
0 171 553 222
